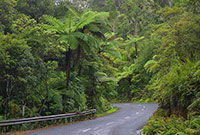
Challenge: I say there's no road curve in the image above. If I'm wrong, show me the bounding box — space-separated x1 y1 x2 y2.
25 103 158 135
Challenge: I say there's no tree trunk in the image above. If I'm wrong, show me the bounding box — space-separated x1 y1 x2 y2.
6 77 10 119
66 49 72 88
22 105 26 117
113 19 116 32
74 45 81 70
169 0 173 8
127 77 132 101
39 70 49 114
135 42 138 56
6 77 13 119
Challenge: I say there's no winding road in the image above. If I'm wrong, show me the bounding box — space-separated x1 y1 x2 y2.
26 103 158 135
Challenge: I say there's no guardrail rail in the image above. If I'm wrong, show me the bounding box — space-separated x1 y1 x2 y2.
0 109 96 132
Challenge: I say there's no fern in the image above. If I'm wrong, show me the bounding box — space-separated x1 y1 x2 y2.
43 15 65 33
95 72 116 83
74 11 109 31
144 59 160 73
87 24 101 32
126 36 145 50
65 4 80 19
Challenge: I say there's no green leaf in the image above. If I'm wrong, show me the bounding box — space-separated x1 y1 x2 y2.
68 35 79 50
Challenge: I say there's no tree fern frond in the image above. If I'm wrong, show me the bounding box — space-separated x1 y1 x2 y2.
42 24 60 33
68 35 79 50
72 32 89 41
80 41 90 53
94 72 108 77
43 15 65 33
87 35 99 49
101 42 121 58
59 34 69 41
74 11 109 31
90 31 105 40
97 25 111 34
94 72 116 83
63 17 77 33
104 32 115 40
86 24 100 32
74 11 96 30
144 59 160 73
94 12 109 20
103 49 121 58
65 4 80 19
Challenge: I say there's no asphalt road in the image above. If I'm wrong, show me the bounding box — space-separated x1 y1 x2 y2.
26 103 158 135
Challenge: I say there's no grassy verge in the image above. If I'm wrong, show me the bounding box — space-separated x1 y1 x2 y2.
132 98 157 103
111 98 157 103
143 108 200 135
96 107 119 117
2 108 119 135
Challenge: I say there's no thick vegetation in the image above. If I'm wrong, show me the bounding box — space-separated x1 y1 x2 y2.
0 0 200 134
0 0 116 122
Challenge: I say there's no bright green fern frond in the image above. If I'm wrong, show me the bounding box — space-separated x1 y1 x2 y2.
42 24 60 33
144 59 160 73
94 72 116 83
65 4 80 19
94 12 109 21
75 11 109 31
94 72 108 77
74 11 96 30
103 49 121 58
43 15 65 33
72 32 87 41
87 24 100 32
87 35 99 49
68 35 79 50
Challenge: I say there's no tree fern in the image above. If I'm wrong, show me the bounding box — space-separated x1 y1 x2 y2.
125 36 144 50
100 32 121 58
43 15 65 33
94 71 116 83
74 11 109 31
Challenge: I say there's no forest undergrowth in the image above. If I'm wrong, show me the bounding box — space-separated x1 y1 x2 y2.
0 0 199 134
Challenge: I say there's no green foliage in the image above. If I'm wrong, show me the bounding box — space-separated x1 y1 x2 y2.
143 109 200 135
0 0 17 33
100 32 122 58
96 107 118 117
141 4 200 135
144 6 200 114
16 0 56 21
1 0 200 133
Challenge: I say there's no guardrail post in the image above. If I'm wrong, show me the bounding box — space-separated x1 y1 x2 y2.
0 109 96 132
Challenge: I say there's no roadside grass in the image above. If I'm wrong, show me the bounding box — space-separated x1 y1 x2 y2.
132 98 157 103
111 98 157 103
143 108 200 135
2 107 119 135
96 107 119 117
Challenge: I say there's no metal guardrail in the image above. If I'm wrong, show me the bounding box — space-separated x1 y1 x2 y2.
0 109 96 127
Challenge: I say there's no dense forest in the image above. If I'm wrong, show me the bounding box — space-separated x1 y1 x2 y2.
0 0 200 134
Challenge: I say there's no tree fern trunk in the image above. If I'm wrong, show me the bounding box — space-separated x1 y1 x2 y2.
135 42 138 56
127 77 132 101
74 45 81 70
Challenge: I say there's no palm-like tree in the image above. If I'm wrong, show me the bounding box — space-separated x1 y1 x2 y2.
42 9 110 88
126 36 144 61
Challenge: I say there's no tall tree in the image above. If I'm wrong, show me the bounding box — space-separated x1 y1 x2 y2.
16 0 56 21
43 9 110 88
0 0 17 33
